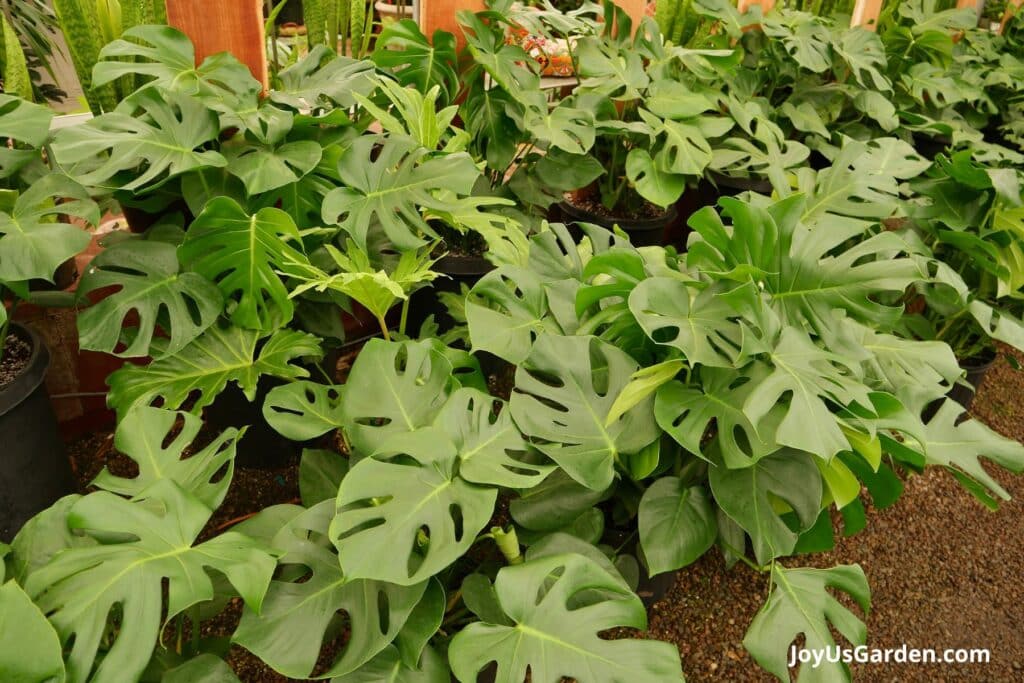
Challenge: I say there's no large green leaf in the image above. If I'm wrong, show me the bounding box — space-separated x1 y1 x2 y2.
92 25 261 107
25 481 277 683
339 339 453 455
709 448 823 565
333 644 448 683
0 580 65 683
270 46 380 110
0 173 96 283
639 477 717 575
263 380 345 441
371 20 459 104
51 89 226 193
510 334 660 491
744 564 870 683
106 324 322 417
322 135 482 251
222 109 323 195
179 197 310 331
625 149 686 208
76 237 223 358
0 94 54 179
92 407 240 509
762 12 832 73
329 430 497 585
448 553 684 683
466 267 554 365
438 387 554 488
233 501 426 679
834 28 890 91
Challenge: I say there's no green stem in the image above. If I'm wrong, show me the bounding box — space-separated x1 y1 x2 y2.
377 314 391 341
189 604 200 652
491 526 523 565
399 298 410 338
935 308 968 342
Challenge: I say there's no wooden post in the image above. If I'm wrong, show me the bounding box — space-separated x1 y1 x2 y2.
165 0 268 89
1002 0 1024 34
737 0 774 13
420 0 485 48
850 0 884 30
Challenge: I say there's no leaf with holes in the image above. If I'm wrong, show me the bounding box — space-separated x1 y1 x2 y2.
223 128 323 196
437 387 554 488
709 448 823 565
179 197 310 331
510 334 660 491
76 237 223 358
448 553 684 683
744 564 870 682
333 644 449 683
0 173 96 283
92 406 240 509
107 323 322 417
270 46 381 110
263 381 345 441
322 135 482 251
626 149 686 208
25 481 277 683
466 267 555 365
329 429 497 585
339 339 453 455
51 89 226 193
372 20 459 105
233 501 426 679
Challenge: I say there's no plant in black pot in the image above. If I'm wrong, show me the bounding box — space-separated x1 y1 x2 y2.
905 151 1024 410
0 95 99 539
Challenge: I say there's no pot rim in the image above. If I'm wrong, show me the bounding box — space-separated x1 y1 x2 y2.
558 199 678 229
0 323 49 418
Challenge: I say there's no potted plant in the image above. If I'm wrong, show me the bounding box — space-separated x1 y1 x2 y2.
0 94 99 539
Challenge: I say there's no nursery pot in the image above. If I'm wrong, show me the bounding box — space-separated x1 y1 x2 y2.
556 200 677 247
0 324 75 541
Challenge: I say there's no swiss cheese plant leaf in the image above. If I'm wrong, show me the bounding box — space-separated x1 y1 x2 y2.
339 339 453 455
179 197 310 331
508 469 609 531
270 46 380 110
263 380 345 441
372 20 459 105
625 148 686 208
917 401 1024 503
322 135 481 251
466 267 555 365
25 481 277 683
744 564 870 683
656 365 781 468
92 407 240 509
329 430 497 585
639 477 717 575
437 387 554 488
0 580 65 683
51 88 226 193
333 644 449 683
92 25 260 108
709 448 823 565
76 237 223 358
107 323 322 417
510 334 660 491
233 501 426 679
0 173 96 283
520 97 595 155
222 119 323 196
762 12 832 73
448 553 685 683
833 28 891 91
0 94 54 179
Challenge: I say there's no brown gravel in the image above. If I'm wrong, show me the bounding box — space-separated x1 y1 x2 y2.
61 347 1024 682
645 345 1024 682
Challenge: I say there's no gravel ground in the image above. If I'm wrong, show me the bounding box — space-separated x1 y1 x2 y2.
62 348 1024 682
646 346 1024 682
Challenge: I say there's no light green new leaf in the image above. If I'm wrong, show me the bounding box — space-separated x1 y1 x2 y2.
0 580 65 683
51 89 226 193
438 387 554 488
510 334 660 491
339 339 453 455
709 448 823 565
918 401 1024 502
322 135 481 251
263 381 344 441
639 477 717 575
744 564 870 683
607 359 685 428
107 324 322 417
330 431 497 585
92 407 240 509
76 237 223 358
179 197 310 331
449 553 684 683
25 481 277 683
234 501 426 679
0 173 95 283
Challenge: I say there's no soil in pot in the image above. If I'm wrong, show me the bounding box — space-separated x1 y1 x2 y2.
0 324 75 541
556 193 677 248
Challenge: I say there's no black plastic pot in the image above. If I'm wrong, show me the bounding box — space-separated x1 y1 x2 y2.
557 200 677 247
0 324 75 541
706 170 774 195
204 375 309 470
922 353 996 422
603 528 677 607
